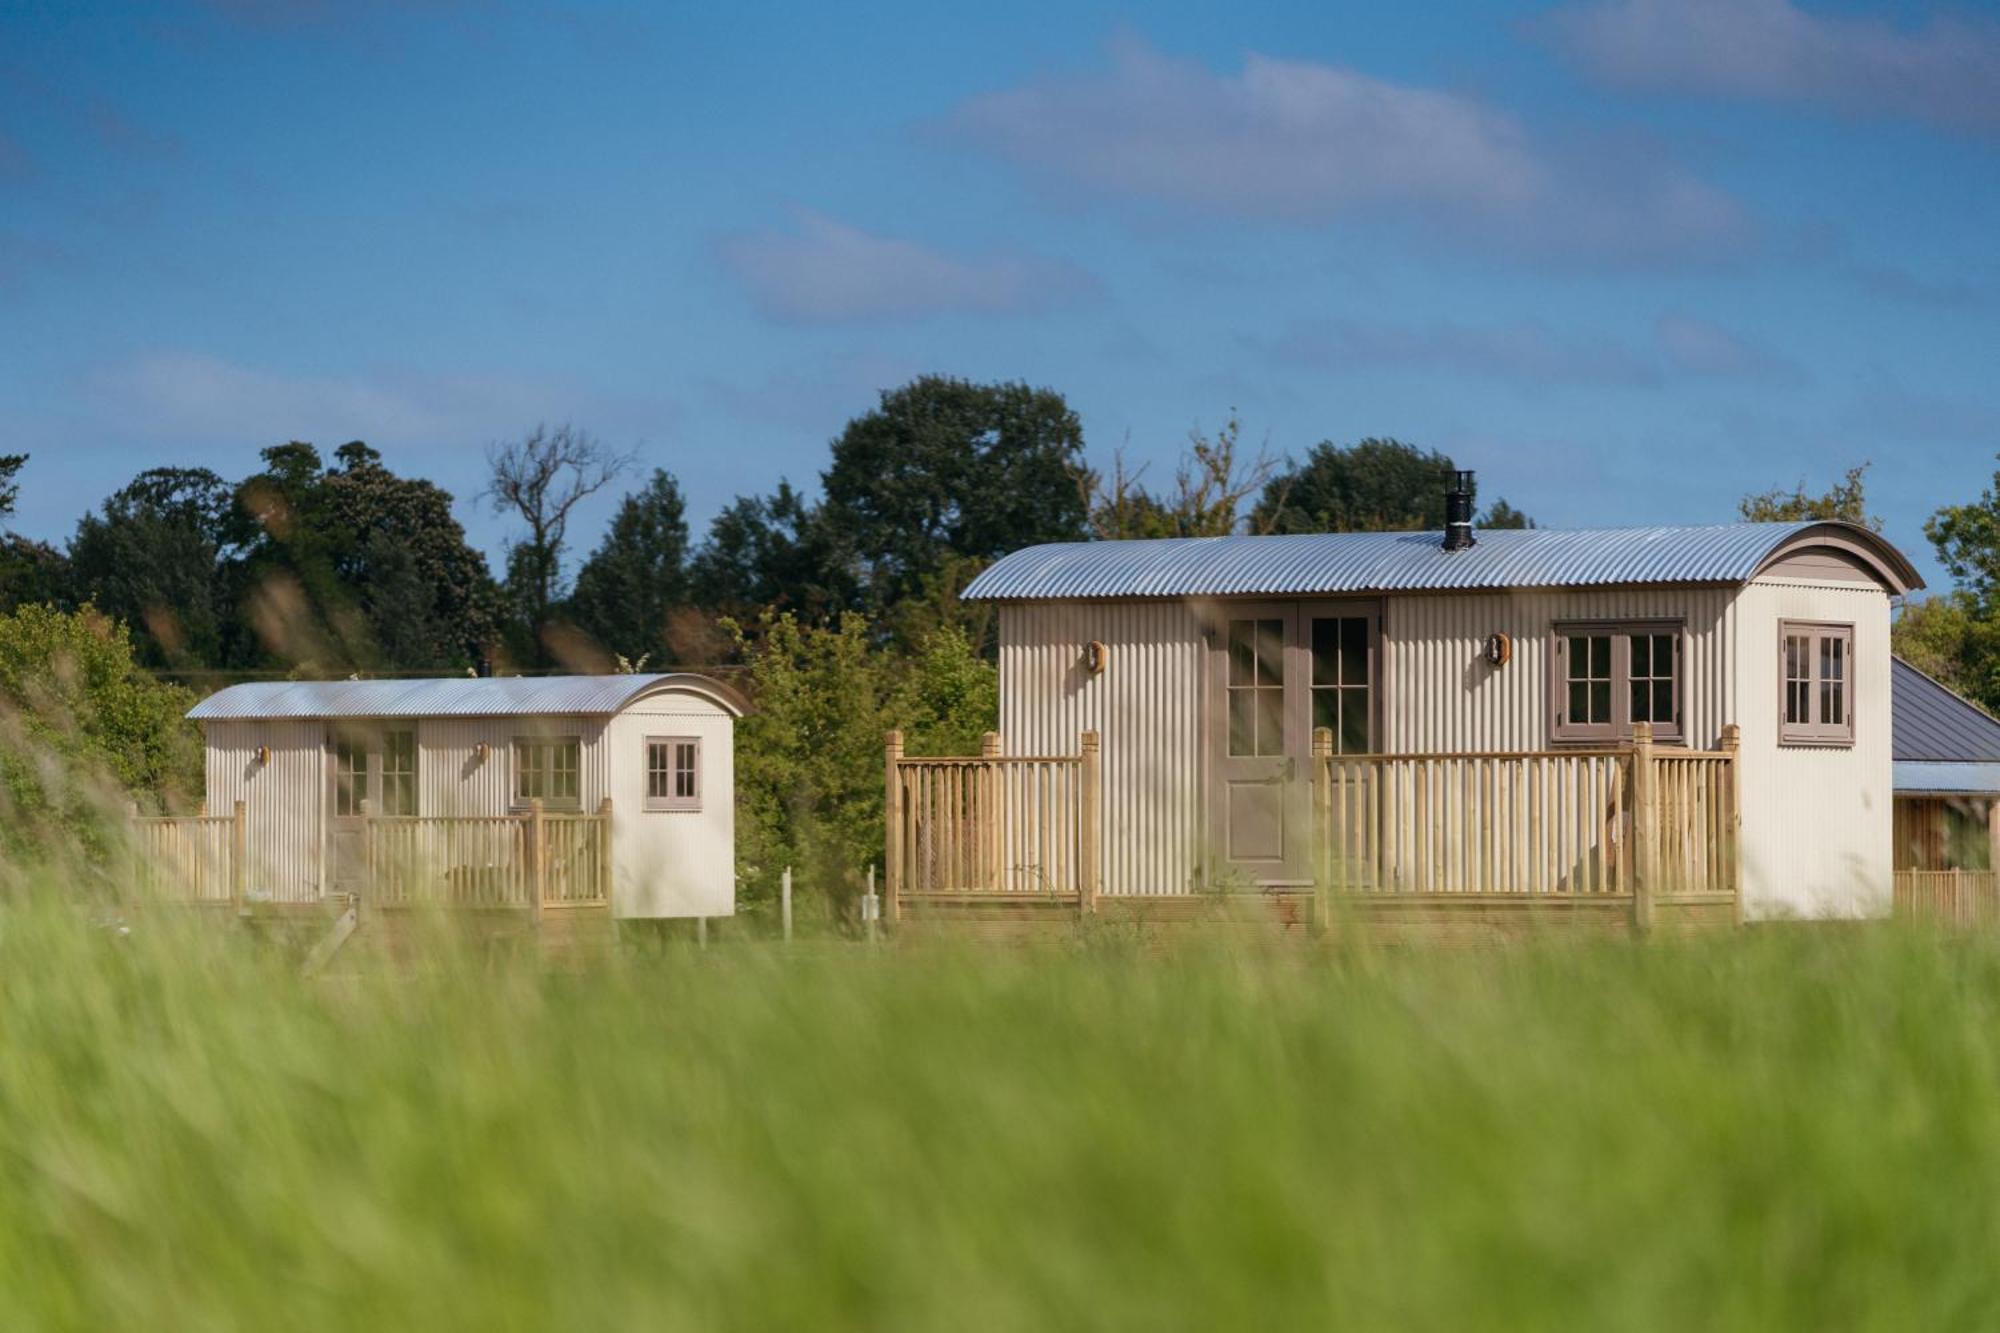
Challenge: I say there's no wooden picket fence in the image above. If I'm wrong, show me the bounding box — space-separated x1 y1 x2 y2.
1894 869 2000 925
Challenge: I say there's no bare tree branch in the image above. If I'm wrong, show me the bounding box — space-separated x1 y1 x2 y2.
485 423 635 627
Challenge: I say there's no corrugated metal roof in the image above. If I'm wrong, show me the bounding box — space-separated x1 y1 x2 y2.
187 672 746 722
1894 761 2000 795
962 521 1908 602
1893 657 2000 762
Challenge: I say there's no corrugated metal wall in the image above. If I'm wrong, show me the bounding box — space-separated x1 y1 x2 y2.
997 602 1206 895
202 719 324 901
417 717 610 816
1733 578 1894 919
1383 587 1740 752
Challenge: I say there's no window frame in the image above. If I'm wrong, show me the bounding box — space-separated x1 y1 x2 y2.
1778 620 1856 748
644 735 702 812
513 735 583 810
380 728 419 817
1548 620 1686 746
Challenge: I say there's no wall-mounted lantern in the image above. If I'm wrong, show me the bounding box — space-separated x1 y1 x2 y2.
1085 640 1110 676
474 742 491 763
254 745 272 766
1483 632 1513 667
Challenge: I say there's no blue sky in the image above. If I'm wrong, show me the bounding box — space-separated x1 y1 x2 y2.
3 0 1997 592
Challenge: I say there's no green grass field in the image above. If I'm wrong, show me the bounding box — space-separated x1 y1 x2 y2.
2 899 1997 1330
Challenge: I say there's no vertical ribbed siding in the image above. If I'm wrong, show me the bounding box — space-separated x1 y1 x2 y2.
202 720 324 901
998 603 1204 895
419 717 610 814
1382 587 1739 752
1733 579 1894 919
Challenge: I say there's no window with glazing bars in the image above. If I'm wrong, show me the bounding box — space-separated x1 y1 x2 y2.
381 730 418 816
514 737 581 807
646 737 700 811
1226 618 1286 756
1310 615 1373 754
334 737 369 816
1780 621 1855 746
1551 623 1683 744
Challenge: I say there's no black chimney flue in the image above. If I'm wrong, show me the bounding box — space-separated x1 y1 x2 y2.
1443 470 1476 552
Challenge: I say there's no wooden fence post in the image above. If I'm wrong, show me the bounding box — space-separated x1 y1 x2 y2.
597 796 613 909
1079 730 1100 917
1718 724 1743 925
530 798 547 922
781 866 793 943
1630 723 1655 935
1312 726 1333 933
232 798 247 913
981 731 1002 893
883 731 904 924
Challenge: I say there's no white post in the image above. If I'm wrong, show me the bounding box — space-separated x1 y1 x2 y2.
863 863 880 943
781 865 794 943
697 915 707 948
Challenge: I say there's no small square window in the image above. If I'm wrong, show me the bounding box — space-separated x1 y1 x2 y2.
514 737 583 808
646 736 700 811
1779 622 1855 747
1550 622 1683 745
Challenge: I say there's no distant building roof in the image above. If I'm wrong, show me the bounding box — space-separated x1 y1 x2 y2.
962 521 1920 602
187 672 747 722
1893 658 2000 764
1894 762 2000 797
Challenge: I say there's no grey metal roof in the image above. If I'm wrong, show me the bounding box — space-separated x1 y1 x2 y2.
187 672 746 722
1895 761 2000 796
1893 658 2000 762
962 521 1918 602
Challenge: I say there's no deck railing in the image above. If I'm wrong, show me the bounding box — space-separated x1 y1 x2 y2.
1313 725 1741 919
885 721 1742 928
130 801 244 905
883 730 1098 918
367 798 612 912
1895 869 2000 925
130 798 611 913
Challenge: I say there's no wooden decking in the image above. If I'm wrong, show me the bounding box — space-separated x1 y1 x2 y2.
886 722 1742 936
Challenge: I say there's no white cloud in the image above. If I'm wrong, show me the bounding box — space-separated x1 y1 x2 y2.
946 35 1747 261
1543 0 2000 133
1654 314 1802 383
1251 314 1801 387
718 210 1097 323
93 351 575 445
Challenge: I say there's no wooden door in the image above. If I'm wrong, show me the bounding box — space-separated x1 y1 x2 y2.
1210 607 1308 886
1208 603 1382 889
327 727 375 895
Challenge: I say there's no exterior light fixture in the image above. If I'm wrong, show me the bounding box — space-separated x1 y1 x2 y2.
1483 632 1513 667
1085 641 1110 675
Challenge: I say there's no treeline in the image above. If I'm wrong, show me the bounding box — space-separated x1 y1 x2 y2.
0 376 1530 678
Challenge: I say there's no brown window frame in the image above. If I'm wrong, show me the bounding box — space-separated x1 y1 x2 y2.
1779 621 1855 748
381 728 419 817
513 735 582 810
644 735 701 812
1549 621 1685 746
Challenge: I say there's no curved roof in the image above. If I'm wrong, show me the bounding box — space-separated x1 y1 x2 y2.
1894 657 2000 763
187 672 747 722
962 521 1921 602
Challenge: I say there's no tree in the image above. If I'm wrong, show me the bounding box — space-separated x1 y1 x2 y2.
1253 439 1479 534
1087 412 1281 540
566 469 691 664
231 442 502 672
1739 463 1879 530
819 376 1089 610
486 424 633 648
68 467 235 666
1905 456 2000 713
687 481 853 623
1481 499 1535 530
0 605 201 857
0 454 23 520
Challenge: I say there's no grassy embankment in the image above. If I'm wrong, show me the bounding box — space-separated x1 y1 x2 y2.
0 897 1995 1329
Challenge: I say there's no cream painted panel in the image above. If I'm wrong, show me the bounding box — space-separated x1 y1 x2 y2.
1733 580 1893 919
997 602 1205 895
1382 587 1739 753
202 719 324 901
605 703 735 918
